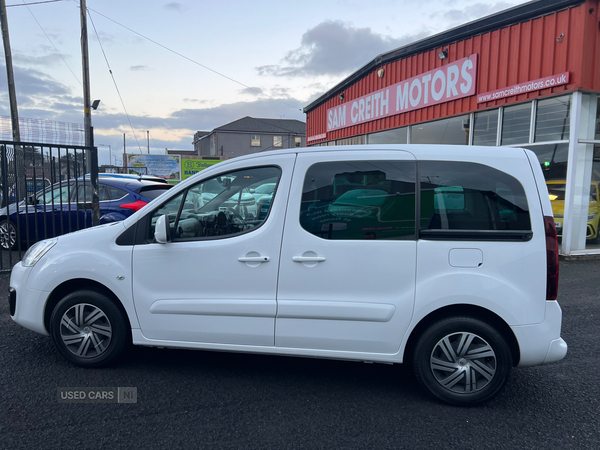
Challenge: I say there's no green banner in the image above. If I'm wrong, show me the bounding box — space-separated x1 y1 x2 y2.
182 159 221 180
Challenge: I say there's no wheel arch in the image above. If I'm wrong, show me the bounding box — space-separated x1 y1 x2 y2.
43 278 132 336
403 304 520 367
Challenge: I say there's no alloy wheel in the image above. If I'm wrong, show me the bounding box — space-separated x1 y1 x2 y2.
0 220 16 250
59 303 113 358
430 332 497 394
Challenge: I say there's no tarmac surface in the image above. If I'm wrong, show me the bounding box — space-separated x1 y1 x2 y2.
1 259 599 449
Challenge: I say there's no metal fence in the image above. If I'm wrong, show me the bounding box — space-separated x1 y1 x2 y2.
1 141 99 273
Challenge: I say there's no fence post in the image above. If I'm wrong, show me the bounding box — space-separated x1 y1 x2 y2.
89 127 100 226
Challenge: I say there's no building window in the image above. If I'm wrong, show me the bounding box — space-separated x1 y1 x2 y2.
336 136 366 145
501 102 531 145
411 115 470 145
368 127 408 145
295 137 302 147
535 95 571 142
473 110 499 146
273 136 282 147
524 143 569 181
251 135 260 147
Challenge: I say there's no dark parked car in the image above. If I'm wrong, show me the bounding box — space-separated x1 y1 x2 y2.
0 176 171 250
7 178 51 204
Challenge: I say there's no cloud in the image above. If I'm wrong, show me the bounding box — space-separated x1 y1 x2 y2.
0 63 305 152
130 65 148 71
430 2 519 27
0 65 72 100
163 97 305 131
183 98 208 104
12 53 65 68
257 20 431 77
89 30 118 45
239 87 264 97
164 2 184 12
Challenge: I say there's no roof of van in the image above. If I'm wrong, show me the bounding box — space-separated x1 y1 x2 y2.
214 144 531 171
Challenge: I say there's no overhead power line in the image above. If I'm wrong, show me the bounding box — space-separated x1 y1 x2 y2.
88 10 145 156
81 4 303 113
19 0 82 86
7 0 64 6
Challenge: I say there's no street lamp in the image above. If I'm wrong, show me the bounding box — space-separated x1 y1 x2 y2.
97 144 112 166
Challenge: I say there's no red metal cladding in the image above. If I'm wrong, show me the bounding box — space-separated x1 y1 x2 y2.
307 0 600 143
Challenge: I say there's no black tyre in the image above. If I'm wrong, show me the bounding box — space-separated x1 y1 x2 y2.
50 290 129 367
0 219 17 250
413 316 513 406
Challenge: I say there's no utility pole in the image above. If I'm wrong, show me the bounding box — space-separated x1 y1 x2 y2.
1 0 25 202
147 130 150 154
80 0 92 150
79 0 99 225
123 133 127 171
0 0 20 143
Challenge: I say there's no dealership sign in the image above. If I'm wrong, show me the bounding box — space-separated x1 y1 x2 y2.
326 54 478 132
307 133 327 142
477 72 570 103
182 158 221 180
128 154 181 181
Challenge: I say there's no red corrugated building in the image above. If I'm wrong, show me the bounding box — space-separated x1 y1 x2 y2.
304 0 600 256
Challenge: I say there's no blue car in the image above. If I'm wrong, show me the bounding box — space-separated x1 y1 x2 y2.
0 175 171 250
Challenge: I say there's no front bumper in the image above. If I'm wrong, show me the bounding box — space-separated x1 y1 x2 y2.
554 219 598 239
511 300 567 367
9 262 50 336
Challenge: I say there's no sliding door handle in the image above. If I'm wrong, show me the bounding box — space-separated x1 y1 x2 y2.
292 256 326 263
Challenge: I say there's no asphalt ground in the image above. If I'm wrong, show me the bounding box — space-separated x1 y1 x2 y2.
1 259 599 450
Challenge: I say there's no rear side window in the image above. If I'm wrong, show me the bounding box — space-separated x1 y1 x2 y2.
72 184 113 202
138 185 171 201
420 161 531 239
300 161 416 240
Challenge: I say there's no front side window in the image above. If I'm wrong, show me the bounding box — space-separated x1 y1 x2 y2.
420 161 531 239
148 166 281 241
37 184 71 205
251 135 261 147
300 161 416 240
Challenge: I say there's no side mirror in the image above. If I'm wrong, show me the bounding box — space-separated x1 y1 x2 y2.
26 195 37 205
154 214 172 244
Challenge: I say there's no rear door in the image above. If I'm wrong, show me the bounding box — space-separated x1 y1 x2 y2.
276 150 418 354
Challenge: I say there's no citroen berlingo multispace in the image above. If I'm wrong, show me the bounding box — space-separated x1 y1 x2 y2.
9 145 567 405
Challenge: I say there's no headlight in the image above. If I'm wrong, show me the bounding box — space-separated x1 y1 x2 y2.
22 238 58 267
588 214 597 221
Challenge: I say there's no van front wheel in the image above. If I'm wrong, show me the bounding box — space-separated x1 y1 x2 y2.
50 290 129 367
413 317 512 406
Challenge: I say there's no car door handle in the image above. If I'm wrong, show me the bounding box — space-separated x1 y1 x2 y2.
292 256 326 262
238 256 270 262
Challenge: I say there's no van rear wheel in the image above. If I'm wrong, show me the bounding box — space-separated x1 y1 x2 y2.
413 317 512 406
50 290 129 367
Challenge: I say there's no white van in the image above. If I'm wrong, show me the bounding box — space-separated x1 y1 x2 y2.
9 145 567 405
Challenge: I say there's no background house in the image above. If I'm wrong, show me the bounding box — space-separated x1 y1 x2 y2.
193 117 306 159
